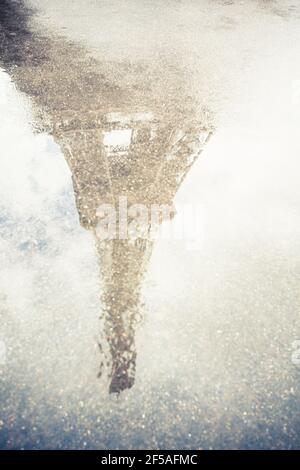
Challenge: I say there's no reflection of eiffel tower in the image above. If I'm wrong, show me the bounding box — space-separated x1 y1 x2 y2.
0 1 212 393
56 112 210 393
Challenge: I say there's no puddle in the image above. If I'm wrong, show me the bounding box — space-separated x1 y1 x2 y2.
0 0 300 450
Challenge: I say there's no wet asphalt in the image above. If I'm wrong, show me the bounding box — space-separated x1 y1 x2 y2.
0 0 300 449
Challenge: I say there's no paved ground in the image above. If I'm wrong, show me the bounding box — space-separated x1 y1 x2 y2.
0 0 300 449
